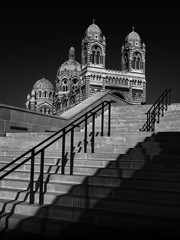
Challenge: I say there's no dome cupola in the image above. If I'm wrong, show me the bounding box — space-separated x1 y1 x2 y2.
56 47 81 79
125 27 141 48
126 28 140 42
33 77 54 91
86 19 102 35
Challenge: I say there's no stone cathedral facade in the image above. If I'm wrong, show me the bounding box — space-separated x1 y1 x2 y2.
26 21 146 115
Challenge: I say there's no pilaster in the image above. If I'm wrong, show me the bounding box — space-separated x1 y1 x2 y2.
129 79 133 104
101 74 106 92
85 73 90 99
142 81 146 103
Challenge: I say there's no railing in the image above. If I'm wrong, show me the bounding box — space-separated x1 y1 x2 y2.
140 89 171 132
0 100 113 205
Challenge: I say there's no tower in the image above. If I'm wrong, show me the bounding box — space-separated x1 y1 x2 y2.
81 20 106 99
81 19 106 69
121 27 146 74
54 47 81 114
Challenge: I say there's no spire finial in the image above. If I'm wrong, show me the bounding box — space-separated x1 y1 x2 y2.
69 46 75 60
132 26 135 32
93 18 95 24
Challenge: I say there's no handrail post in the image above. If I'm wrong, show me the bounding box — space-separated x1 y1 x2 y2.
140 89 172 132
146 112 149 131
70 127 74 175
61 128 66 174
29 149 35 204
169 89 171 105
101 102 104 136
151 111 155 131
157 107 160 124
39 149 44 205
165 92 168 111
161 97 165 116
91 112 95 153
84 113 87 153
107 102 111 136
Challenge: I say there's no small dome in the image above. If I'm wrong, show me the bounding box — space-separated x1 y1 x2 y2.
126 28 140 42
33 77 54 91
69 46 75 60
69 46 75 52
86 19 102 35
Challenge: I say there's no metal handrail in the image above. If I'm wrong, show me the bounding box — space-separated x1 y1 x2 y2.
0 100 114 205
140 89 171 131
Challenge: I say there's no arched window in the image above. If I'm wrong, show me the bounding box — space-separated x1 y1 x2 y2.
44 91 48 98
123 53 129 70
132 52 143 70
72 78 79 89
38 91 42 98
90 45 102 65
132 57 136 69
97 51 100 64
62 78 68 92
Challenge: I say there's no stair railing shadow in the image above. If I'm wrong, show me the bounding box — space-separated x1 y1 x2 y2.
0 105 108 234
3 131 180 239
0 131 92 234
0 100 113 209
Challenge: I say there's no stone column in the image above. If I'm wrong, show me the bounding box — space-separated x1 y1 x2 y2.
85 73 90 99
142 80 146 104
101 74 106 92
129 50 133 71
79 86 83 102
129 78 133 104
30 90 36 111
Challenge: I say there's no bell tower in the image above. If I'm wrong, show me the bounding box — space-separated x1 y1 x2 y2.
81 19 106 69
121 27 146 74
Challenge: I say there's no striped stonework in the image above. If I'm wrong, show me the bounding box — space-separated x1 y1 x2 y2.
85 74 90 99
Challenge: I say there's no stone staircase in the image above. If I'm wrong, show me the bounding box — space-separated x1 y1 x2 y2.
1 103 180 238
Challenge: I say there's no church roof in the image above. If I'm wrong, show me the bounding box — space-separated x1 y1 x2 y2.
33 77 54 91
57 59 81 77
126 28 140 41
86 19 102 35
57 47 81 78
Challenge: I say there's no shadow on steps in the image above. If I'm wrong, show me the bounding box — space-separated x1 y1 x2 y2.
2 132 180 239
1 222 175 239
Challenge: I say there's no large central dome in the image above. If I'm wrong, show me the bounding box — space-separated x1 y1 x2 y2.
33 77 54 91
56 47 81 79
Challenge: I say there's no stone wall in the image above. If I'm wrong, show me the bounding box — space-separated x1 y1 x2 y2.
0 91 130 135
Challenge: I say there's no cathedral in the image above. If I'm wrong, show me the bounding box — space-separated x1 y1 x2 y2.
25 20 146 115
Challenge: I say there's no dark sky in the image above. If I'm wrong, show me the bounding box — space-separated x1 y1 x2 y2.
0 1 179 108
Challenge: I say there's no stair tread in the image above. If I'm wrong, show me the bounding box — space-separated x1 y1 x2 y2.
1 103 180 235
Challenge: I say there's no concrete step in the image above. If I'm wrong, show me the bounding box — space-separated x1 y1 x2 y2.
5 198 180 237
1 156 180 181
1 102 180 236
2 184 180 234
45 176 180 194
2 169 179 203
